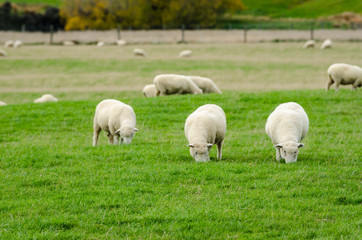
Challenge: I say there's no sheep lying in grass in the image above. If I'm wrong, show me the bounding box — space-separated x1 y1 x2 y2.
188 76 222 94
0 49 7 57
142 84 158 97
185 104 226 162
134 48 147 57
303 40 315 48
321 39 332 50
265 102 309 163
327 63 362 91
93 99 138 146
153 74 203 96
0 101 7 106
34 94 58 103
4 40 14 48
179 50 192 58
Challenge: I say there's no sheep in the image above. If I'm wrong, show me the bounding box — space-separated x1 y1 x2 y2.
4 40 14 48
0 49 7 57
14 40 23 48
179 50 192 58
303 40 315 48
34 94 58 103
321 39 332 50
185 104 226 162
93 99 138 146
116 39 127 46
133 48 147 57
188 76 222 94
326 63 362 91
153 74 203 96
142 84 158 97
97 41 105 47
265 102 309 163
63 40 75 46
0 101 7 106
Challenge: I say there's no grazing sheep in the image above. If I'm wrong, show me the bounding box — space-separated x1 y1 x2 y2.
188 76 222 94
142 84 158 97
93 99 138 146
63 40 75 46
185 104 226 162
303 40 315 48
133 48 147 57
153 74 203 96
0 101 7 106
327 63 362 91
179 50 192 58
14 40 23 48
34 94 58 103
265 102 309 163
116 40 127 46
4 40 14 48
97 41 104 47
321 39 332 50
0 49 7 57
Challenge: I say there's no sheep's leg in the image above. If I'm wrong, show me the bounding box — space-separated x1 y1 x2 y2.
276 149 281 161
326 75 334 91
93 125 101 146
334 83 340 92
216 140 223 160
107 132 114 145
114 135 119 145
352 81 360 91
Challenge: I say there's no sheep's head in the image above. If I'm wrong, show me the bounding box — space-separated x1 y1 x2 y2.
275 141 304 163
188 143 213 162
194 89 203 95
115 126 138 144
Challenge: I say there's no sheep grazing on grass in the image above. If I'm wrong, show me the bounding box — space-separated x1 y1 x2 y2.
63 40 75 46
185 104 226 162
327 63 362 91
188 76 222 94
0 101 7 106
34 94 58 103
142 84 158 97
14 40 23 48
133 48 147 57
265 102 309 163
153 74 203 96
179 50 192 58
93 99 138 146
97 41 105 47
303 40 315 48
116 40 127 46
4 40 14 48
0 49 7 57
321 39 332 50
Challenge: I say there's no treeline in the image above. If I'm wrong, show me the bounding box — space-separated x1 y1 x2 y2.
0 2 64 31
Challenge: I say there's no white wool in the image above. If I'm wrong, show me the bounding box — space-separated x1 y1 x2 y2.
265 102 309 163
4 40 14 48
153 74 203 96
133 48 146 57
327 63 362 91
321 39 332 49
34 94 58 103
93 99 137 146
303 40 315 49
116 40 127 46
14 40 23 48
97 41 105 47
142 84 158 97
179 50 192 58
63 40 75 46
188 76 222 94
185 104 226 162
0 101 7 106
0 49 7 57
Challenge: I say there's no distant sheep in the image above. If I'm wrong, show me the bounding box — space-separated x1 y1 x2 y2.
0 49 7 57
0 101 7 106
327 63 362 91
179 50 192 58
63 40 75 46
4 40 14 48
303 40 315 48
142 84 158 97
265 102 309 163
97 41 105 47
133 48 146 57
153 74 203 96
93 99 138 146
14 40 23 48
188 76 222 94
116 40 127 46
321 39 332 50
185 104 226 162
34 94 58 103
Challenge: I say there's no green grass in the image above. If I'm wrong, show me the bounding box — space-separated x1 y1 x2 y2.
0 90 361 239
0 0 63 6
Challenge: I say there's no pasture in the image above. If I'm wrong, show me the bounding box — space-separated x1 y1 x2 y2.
0 42 361 239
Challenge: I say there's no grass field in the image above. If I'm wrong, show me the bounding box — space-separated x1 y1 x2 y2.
0 42 361 239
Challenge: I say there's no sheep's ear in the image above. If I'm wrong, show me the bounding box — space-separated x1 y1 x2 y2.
134 128 138 132
188 144 194 148
298 143 304 148
115 129 121 134
207 143 213 149
274 144 283 149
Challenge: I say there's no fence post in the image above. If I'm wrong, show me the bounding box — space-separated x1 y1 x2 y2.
310 22 314 40
49 25 54 45
21 24 26 32
181 24 185 43
244 25 248 43
117 25 121 40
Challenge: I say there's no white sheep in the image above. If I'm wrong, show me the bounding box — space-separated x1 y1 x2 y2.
0 49 7 57
327 63 362 91
34 94 58 103
321 39 332 50
14 40 23 48
93 99 138 146
63 40 75 46
133 48 147 57
179 50 192 58
97 41 104 47
4 40 14 48
116 39 127 46
188 76 222 94
153 74 203 96
142 84 158 97
265 102 309 163
0 101 7 106
185 104 226 162
303 40 315 48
